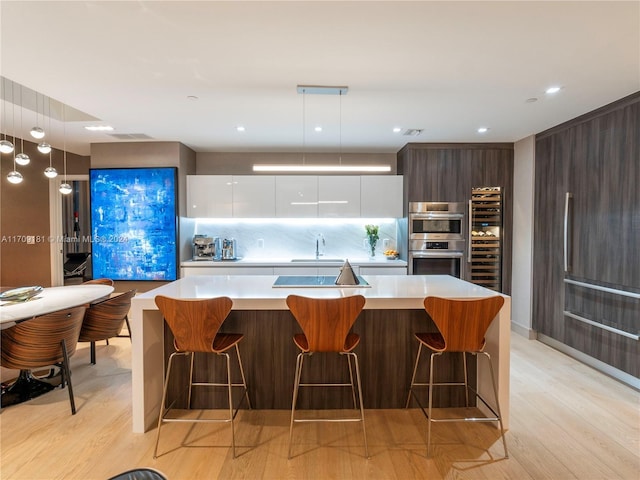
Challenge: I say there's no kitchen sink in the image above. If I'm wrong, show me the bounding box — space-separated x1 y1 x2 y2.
290 258 344 263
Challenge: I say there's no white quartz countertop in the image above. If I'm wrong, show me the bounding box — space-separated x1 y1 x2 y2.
181 257 407 267
132 274 503 311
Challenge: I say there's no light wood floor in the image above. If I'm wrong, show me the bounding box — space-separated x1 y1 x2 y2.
1 333 638 480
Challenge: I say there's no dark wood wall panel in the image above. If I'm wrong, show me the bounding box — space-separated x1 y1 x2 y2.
164 309 476 410
397 143 514 294
533 91 640 378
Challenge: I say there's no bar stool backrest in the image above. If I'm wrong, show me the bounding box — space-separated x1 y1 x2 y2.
286 294 366 352
424 296 504 352
154 295 233 353
0 305 87 369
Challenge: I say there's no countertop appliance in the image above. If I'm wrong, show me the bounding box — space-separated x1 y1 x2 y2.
192 235 219 261
408 202 466 277
222 238 237 260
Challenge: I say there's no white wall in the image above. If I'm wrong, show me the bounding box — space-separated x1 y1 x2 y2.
511 135 535 338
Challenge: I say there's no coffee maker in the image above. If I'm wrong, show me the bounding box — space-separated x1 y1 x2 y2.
192 235 220 260
221 238 237 260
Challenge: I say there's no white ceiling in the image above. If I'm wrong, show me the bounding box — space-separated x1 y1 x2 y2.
1 1 638 156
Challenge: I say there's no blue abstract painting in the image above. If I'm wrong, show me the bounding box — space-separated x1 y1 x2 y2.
90 167 177 281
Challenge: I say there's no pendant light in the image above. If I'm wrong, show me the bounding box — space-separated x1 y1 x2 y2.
59 104 72 194
5 82 23 184
15 85 30 166
30 91 45 139
44 150 58 178
0 78 15 154
37 96 52 154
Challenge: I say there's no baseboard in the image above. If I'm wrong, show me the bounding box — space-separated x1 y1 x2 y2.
537 333 640 391
511 321 536 340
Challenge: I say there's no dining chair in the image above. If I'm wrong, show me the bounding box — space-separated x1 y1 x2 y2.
286 294 368 459
0 305 87 414
107 467 168 480
153 295 251 459
78 289 136 364
406 295 508 458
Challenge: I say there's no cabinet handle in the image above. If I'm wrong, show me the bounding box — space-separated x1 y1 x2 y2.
564 192 573 273
467 199 472 263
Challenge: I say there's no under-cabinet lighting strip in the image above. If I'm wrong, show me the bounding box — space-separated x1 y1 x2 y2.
253 164 391 172
563 311 639 341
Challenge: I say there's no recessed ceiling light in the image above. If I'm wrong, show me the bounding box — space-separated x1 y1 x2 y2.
84 125 114 131
314 126 322 132
477 127 489 133
392 127 402 133
545 86 561 94
236 126 245 132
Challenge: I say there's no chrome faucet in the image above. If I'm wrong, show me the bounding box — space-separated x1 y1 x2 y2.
315 233 325 259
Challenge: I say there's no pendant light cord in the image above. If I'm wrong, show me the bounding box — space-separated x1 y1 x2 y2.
339 90 342 166
302 88 306 165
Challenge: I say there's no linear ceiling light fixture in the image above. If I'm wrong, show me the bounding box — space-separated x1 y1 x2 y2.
252 85 392 173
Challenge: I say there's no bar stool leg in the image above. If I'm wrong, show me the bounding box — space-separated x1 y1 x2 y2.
462 352 469 407
483 352 509 458
346 354 358 409
350 352 369 459
288 353 305 459
406 343 423 408
187 352 195 408
426 351 442 458
154 352 178 459
222 352 236 458
235 344 252 409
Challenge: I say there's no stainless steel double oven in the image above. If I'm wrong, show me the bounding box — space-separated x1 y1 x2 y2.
408 202 466 278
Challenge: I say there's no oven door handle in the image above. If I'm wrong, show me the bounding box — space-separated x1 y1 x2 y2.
410 213 464 220
410 251 464 259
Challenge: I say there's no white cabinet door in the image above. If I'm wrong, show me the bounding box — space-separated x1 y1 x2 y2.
232 176 276 217
275 176 319 217
273 266 318 275
318 176 361 217
360 176 403 218
187 175 233 218
182 266 274 276
359 266 407 275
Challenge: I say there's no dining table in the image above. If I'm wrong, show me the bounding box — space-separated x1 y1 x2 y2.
0 284 114 407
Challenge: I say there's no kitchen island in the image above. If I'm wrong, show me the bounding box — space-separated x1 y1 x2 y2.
129 274 510 433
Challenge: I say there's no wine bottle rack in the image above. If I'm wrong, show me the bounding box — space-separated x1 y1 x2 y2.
470 187 502 292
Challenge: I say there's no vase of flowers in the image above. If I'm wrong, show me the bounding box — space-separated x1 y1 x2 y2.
365 224 379 258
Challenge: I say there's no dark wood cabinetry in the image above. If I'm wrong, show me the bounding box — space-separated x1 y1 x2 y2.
397 143 514 294
533 92 640 380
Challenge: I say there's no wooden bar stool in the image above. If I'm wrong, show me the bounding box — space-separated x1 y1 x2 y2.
406 295 508 458
153 295 251 459
286 294 368 459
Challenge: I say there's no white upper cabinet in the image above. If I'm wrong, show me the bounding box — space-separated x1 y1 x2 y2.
275 176 319 217
187 175 233 218
232 175 276 217
360 176 403 218
318 176 361 217
187 175 403 218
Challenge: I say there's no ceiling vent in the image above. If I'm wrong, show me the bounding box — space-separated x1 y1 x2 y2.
108 133 154 140
403 129 423 136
